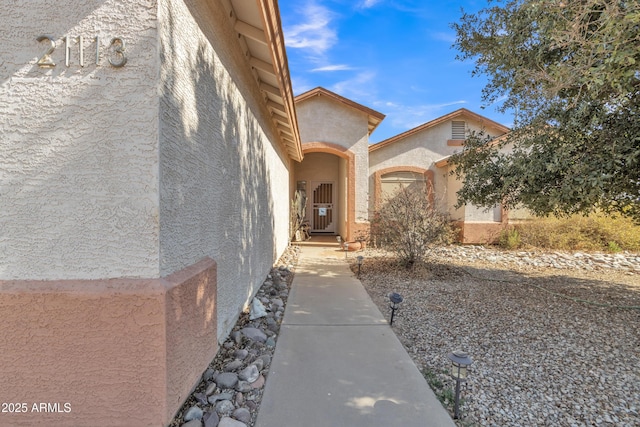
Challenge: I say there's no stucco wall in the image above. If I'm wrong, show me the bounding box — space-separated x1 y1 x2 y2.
296 96 370 221
158 0 291 340
0 0 160 280
369 117 505 218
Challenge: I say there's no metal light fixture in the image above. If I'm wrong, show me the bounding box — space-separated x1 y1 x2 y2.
387 292 403 325
356 255 364 278
343 242 349 258
447 350 473 419
336 236 342 244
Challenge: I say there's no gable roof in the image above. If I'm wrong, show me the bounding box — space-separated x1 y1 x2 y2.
295 87 386 136
369 108 510 153
223 0 303 161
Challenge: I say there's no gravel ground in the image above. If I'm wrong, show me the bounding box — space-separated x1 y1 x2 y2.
355 246 640 427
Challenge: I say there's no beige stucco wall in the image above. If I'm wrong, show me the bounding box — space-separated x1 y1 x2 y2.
0 0 160 281
0 0 291 425
158 0 291 340
296 96 370 221
369 116 506 221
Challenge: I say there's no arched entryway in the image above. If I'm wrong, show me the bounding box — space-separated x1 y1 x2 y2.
295 142 356 241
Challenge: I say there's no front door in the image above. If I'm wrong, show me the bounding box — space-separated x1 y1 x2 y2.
311 181 335 233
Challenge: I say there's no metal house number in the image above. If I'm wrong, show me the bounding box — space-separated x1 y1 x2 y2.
36 35 127 68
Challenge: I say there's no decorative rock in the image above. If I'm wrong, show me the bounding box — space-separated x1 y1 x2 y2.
236 381 252 392
183 406 203 422
203 368 215 382
266 337 276 348
234 349 249 360
181 420 202 427
250 298 268 320
218 417 247 427
224 360 243 372
250 375 265 389
208 392 234 404
215 372 238 389
235 392 244 406
259 354 271 367
205 383 217 396
253 358 264 372
215 399 235 417
239 364 260 383
241 327 267 343
203 411 219 427
194 392 208 406
233 407 251 424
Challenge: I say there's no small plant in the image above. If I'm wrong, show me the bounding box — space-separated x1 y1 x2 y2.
608 241 622 253
498 227 521 249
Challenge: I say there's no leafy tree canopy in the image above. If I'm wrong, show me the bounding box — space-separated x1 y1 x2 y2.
450 0 640 220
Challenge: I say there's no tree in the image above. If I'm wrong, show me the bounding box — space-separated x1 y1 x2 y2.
370 185 454 268
450 0 640 220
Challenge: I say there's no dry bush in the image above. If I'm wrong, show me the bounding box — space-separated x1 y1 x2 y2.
370 185 455 268
513 213 640 252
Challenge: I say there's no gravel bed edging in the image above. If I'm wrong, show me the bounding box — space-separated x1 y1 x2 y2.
168 245 299 427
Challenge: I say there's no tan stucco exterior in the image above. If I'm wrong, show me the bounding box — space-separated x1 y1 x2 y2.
1 0 300 425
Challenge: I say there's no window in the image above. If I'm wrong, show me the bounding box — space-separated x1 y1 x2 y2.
451 121 466 140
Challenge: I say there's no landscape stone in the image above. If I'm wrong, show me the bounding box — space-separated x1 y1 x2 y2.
215 399 235 416
250 375 265 389
203 368 215 382
215 372 238 389
183 406 203 422
233 407 251 424
224 360 243 372
249 298 268 320
218 417 247 427
181 420 202 427
238 364 260 383
194 392 208 405
241 327 267 343
205 383 217 396
208 392 234 404
234 349 249 360
203 411 219 427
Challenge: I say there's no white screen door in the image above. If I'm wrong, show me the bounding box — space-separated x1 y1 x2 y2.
311 181 335 233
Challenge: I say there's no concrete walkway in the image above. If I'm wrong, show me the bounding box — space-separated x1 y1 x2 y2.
254 241 455 427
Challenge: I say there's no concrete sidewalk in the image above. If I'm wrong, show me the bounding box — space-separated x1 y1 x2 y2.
254 242 455 427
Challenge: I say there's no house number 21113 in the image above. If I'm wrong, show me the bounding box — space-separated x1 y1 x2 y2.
36 35 127 68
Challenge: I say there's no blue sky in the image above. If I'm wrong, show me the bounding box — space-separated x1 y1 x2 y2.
277 0 513 143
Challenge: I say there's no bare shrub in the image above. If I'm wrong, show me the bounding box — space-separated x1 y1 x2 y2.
371 185 455 267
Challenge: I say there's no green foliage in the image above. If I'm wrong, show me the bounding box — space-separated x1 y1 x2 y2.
498 227 521 249
450 0 640 221
370 185 455 268
513 213 640 252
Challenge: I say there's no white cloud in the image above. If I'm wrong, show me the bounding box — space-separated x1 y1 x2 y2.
358 0 382 8
283 2 338 57
329 71 377 100
310 64 354 72
380 100 469 131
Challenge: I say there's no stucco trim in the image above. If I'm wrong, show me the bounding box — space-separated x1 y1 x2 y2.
0 258 217 427
302 142 357 241
373 166 435 208
370 108 510 152
295 87 386 135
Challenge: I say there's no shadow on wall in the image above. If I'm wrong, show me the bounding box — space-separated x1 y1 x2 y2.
160 0 289 340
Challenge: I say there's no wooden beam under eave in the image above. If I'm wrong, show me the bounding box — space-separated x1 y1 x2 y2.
259 82 283 100
267 100 287 116
234 19 268 45
249 57 276 76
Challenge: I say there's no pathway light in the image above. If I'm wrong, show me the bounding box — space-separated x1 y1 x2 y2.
447 350 473 419
356 256 363 278
387 292 403 325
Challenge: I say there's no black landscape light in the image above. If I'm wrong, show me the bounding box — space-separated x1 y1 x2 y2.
343 242 349 258
356 255 363 278
387 292 403 325
447 350 473 419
